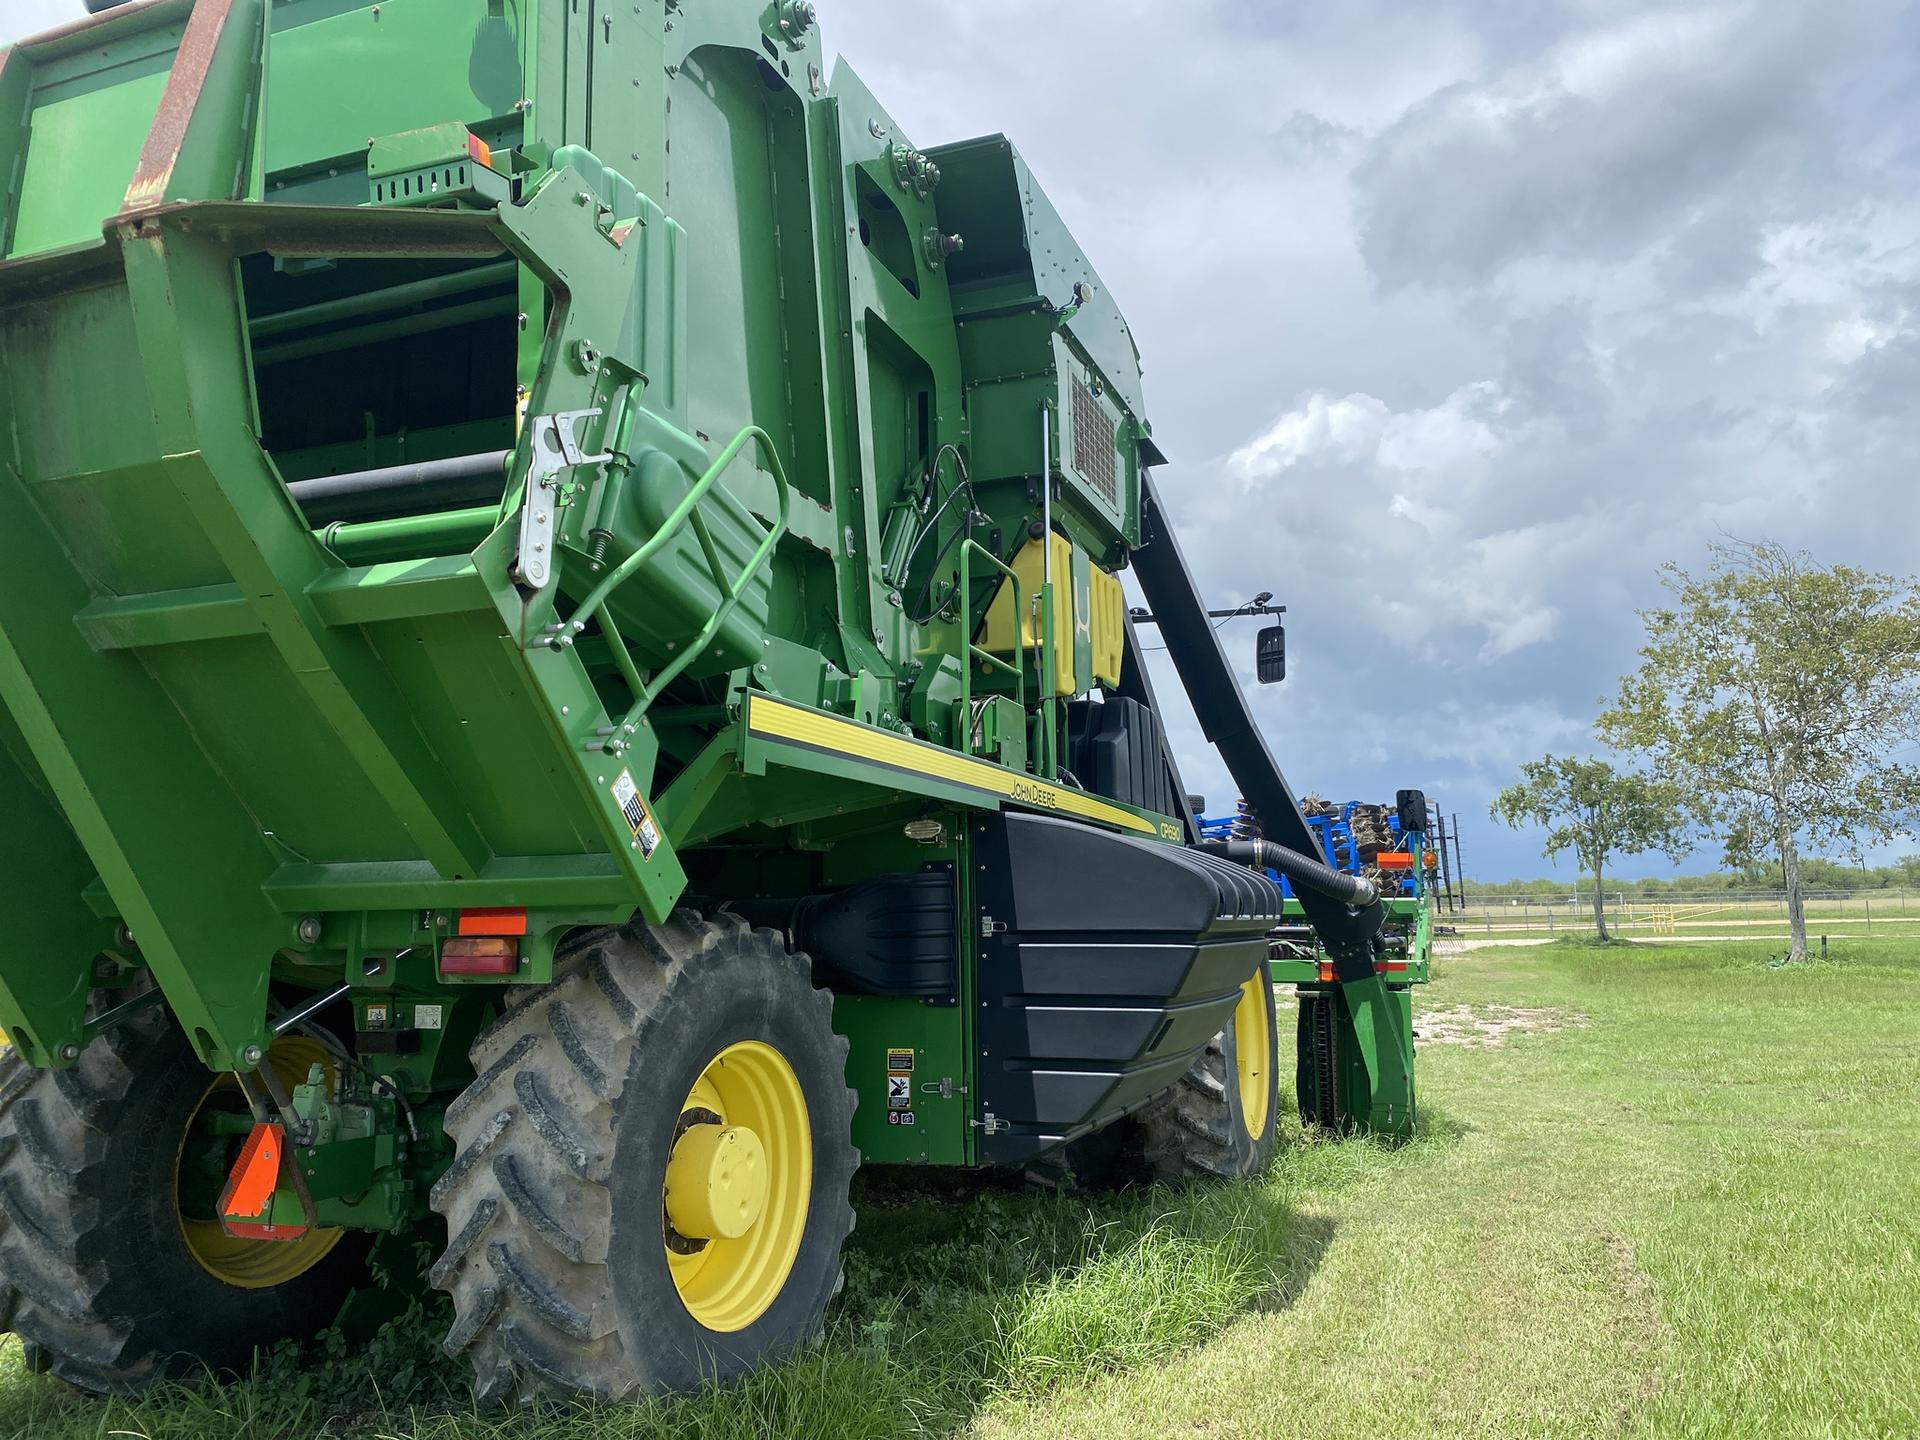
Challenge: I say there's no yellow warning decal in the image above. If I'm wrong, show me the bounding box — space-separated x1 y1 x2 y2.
746 697 1159 836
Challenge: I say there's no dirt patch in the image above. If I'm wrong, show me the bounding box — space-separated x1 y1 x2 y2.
1416 1004 1588 1048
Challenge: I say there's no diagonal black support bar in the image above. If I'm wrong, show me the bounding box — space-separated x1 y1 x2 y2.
1130 470 1382 970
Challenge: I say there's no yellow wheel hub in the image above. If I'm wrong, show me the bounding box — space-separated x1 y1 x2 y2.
1234 976 1273 1142
665 1124 769 1240
175 1035 345 1290
664 1040 811 1333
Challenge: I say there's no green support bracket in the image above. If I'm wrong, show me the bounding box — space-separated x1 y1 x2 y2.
1297 974 1417 1140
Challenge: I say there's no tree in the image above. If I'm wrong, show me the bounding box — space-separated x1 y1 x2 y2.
1491 756 1686 941
1599 540 1920 961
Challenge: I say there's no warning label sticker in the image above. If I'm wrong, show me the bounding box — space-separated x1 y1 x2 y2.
886 1075 911 1109
887 1048 915 1074
413 1004 443 1031
364 1003 389 1031
886 1110 916 1127
612 769 660 858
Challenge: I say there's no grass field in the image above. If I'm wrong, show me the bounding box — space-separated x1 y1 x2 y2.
2 939 1915 1439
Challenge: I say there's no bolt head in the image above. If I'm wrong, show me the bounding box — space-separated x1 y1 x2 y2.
296 915 323 945
58 1044 80 1063
243 1045 265 1066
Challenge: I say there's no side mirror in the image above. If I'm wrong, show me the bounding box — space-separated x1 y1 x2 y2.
1396 789 1429 835
1256 624 1286 684
1185 794 1208 817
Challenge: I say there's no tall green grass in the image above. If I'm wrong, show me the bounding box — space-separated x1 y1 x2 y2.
0 1136 1397 1440
3 940 1916 1439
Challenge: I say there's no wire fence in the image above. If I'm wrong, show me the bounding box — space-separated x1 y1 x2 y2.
1444 890 1920 937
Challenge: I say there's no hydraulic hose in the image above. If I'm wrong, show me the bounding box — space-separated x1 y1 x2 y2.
1198 839 1379 908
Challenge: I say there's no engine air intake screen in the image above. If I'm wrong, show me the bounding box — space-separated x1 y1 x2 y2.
1071 381 1118 506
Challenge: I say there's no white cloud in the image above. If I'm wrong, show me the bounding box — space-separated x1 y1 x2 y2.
1217 383 1597 664
1352 1 1850 289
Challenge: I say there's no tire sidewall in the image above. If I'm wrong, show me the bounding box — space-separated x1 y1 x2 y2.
603 944 854 1391
81 1023 368 1377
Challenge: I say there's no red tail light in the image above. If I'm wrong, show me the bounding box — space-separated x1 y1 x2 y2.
441 937 518 975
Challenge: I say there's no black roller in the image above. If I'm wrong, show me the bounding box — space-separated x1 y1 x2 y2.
287 450 510 525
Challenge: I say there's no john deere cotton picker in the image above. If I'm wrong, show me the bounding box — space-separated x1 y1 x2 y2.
0 0 1399 1401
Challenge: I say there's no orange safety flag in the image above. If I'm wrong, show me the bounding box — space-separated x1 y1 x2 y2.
217 1122 308 1242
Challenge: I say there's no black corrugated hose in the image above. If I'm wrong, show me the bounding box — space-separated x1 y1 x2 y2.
1197 839 1379 908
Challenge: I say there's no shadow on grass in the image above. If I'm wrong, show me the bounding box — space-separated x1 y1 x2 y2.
1414 1105 1473 1144
0 1129 1442 1440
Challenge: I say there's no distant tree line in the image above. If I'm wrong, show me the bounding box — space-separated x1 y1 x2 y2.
1467 854 1920 900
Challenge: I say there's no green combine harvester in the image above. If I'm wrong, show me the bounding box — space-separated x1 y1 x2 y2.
0 0 1414 1402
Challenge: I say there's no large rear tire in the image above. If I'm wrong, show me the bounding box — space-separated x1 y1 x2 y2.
0 1009 370 1392
1134 973 1279 1182
430 911 858 1405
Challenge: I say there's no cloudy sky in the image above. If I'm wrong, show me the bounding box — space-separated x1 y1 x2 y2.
10 0 1917 881
825 0 1920 881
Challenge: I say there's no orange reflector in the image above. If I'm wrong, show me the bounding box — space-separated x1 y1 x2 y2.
1376 852 1415 870
221 1122 284 1222
442 936 519 975
467 132 495 171
458 907 528 937
1316 961 1336 983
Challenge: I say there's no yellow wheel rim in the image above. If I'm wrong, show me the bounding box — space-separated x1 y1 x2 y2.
175 1036 346 1290
1234 976 1273 1142
663 1040 812 1333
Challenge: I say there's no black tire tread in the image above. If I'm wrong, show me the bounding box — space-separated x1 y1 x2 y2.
0 1011 162 1390
429 910 857 1406
1132 978 1279 1184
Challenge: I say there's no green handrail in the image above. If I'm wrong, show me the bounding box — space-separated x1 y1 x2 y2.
566 425 792 744
959 539 1027 759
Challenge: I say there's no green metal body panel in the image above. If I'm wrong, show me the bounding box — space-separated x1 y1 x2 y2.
0 0 1199 1233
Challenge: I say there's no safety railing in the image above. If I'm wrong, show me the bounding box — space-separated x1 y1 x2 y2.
566 425 791 747
958 539 1027 758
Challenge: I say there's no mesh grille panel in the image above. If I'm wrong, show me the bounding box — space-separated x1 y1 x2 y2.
1070 382 1118 506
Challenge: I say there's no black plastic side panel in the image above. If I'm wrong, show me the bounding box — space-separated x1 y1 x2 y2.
796 865 957 1002
972 812 1281 1164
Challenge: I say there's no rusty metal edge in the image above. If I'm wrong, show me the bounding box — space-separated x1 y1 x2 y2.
112 200 509 257
122 0 242 210
0 200 506 306
19 0 196 56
